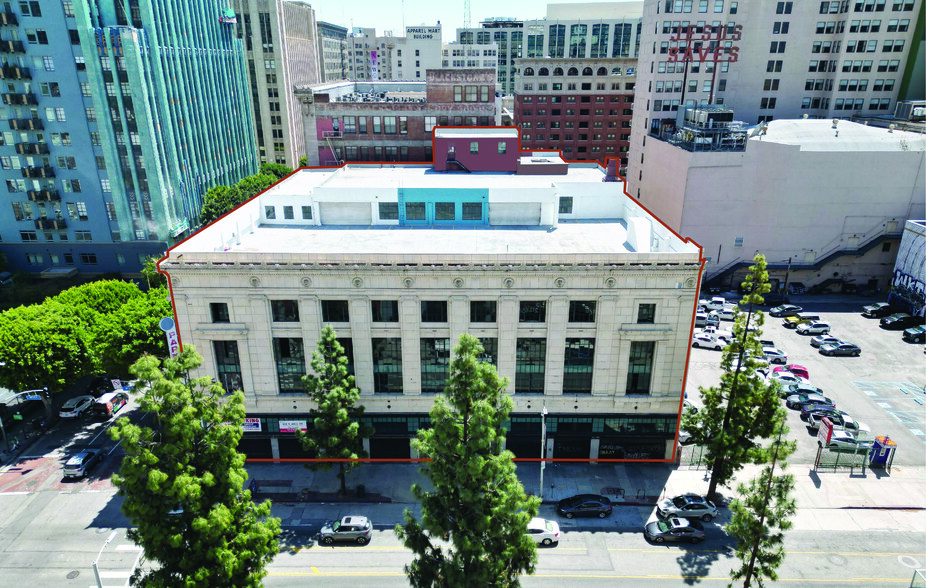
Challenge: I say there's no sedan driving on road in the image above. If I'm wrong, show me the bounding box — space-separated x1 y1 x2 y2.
319 515 373 545
819 342 861 357
644 517 706 544
656 494 718 522
59 395 95 419
557 494 613 519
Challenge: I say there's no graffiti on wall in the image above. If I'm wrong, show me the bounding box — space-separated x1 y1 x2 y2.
888 224 926 317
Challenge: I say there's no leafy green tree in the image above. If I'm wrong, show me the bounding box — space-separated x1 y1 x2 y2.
0 302 95 392
297 326 373 497
683 254 781 500
258 162 292 180
727 417 797 588
93 287 172 378
53 279 142 319
141 256 168 289
298 156 308 167
236 173 277 200
395 334 539 587
199 184 245 226
111 348 280 588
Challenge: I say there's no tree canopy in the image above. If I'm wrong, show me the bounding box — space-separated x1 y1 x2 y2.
683 254 781 500
258 162 293 180
111 348 280 587
396 335 539 587
297 326 374 496
198 172 281 226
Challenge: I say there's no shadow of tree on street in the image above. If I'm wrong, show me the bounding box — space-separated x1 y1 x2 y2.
675 535 735 585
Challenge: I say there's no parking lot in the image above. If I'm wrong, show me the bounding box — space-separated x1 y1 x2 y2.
684 294 926 466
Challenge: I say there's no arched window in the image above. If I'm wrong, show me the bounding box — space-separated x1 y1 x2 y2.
567 67 579 76
523 67 534 76
538 67 549 76
611 66 622 75
582 67 593 76
553 67 564 76
596 67 608 76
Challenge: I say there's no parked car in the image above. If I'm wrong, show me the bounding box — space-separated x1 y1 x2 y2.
781 382 824 399
319 515 373 545
557 494 613 519
861 302 899 318
774 364 809 380
644 517 706 544
697 325 734 341
769 304 802 317
768 371 808 387
825 430 874 451
701 296 728 312
808 412 869 434
810 334 841 348
819 342 861 357
801 402 840 420
656 494 718 522
526 518 560 546
59 395 95 419
786 393 834 410
63 449 102 479
715 307 737 321
902 325 926 344
761 347 788 364
797 321 831 335
692 333 725 350
758 338 776 348
803 406 849 424
880 313 925 330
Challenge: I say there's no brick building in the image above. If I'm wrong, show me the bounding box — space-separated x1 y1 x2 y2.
297 70 500 165
514 58 637 169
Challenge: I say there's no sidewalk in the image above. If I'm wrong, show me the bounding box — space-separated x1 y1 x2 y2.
245 459 926 534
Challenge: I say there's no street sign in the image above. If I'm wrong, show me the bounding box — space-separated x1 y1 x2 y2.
24 395 42 401
12 413 22 420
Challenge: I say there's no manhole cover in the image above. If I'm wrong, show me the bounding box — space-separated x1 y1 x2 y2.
827 554 848 566
66 570 80 579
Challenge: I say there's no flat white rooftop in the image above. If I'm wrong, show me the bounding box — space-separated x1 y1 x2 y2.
273 163 604 193
174 222 636 257
756 119 926 152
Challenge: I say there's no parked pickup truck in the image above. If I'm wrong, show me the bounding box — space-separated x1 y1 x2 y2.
696 325 734 342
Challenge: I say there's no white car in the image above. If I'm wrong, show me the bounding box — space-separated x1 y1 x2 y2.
656 494 719 522
692 333 724 350
797 321 831 335
767 371 807 386
697 326 734 341
825 430 874 451
59 395 95 418
809 334 841 348
526 517 560 546
716 307 737 321
761 347 788 364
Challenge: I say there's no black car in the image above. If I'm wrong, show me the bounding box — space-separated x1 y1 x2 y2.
85 376 119 398
556 494 612 519
762 293 791 306
861 302 899 318
903 326 926 344
768 304 802 317
880 313 925 330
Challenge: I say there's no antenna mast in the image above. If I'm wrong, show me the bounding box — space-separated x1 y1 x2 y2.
464 0 471 29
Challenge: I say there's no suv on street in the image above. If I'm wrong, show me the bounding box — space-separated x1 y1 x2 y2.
63 449 102 479
319 515 373 545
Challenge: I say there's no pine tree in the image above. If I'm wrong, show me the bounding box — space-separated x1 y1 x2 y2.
726 416 797 588
110 348 280 587
297 326 374 497
395 334 539 588
682 254 782 500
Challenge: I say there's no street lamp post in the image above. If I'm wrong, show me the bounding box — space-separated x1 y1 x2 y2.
539 406 548 501
92 530 118 588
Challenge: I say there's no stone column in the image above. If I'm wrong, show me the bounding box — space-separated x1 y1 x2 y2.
399 295 420 395
349 296 374 395
593 295 619 395
544 295 569 396
497 295 519 387
448 295 469 349
246 294 277 397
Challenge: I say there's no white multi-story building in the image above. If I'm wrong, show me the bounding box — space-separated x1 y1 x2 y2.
234 0 321 167
628 0 923 197
159 129 701 461
347 25 443 81
442 42 499 81
457 3 645 95
317 21 349 83
635 112 925 291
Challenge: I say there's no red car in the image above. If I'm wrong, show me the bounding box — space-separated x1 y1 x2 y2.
773 364 809 380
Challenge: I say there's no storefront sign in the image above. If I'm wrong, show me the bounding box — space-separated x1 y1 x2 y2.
279 419 307 433
243 418 262 433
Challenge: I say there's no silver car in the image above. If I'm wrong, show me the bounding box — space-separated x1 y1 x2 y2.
319 515 372 545
656 494 719 522
59 395 95 418
526 517 560 546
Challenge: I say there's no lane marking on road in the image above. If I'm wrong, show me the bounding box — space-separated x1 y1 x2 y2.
311 567 319 574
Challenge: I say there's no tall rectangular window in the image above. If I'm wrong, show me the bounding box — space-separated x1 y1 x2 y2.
321 300 350 323
519 301 547 323
420 338 451 393
271 300 299 322
210 302 230 323
568 301 596 323
470 300 497 322
337 337 355 376
213 341 243 392
559 196 573 213
272 337 306 394
372 300 399 322
548 24 566 58
637 303 656 324
516 338 546 393
421 300 448 322
372 338 403 393
477 337 498 365
626 341 655 395
564 338 594 394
